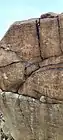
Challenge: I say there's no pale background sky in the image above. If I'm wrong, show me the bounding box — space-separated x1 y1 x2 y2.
0 0 63 40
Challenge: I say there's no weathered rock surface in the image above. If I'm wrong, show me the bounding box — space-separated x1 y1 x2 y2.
0 12 63 140
0 62 25 92
40 17 62 59
1 92 63 140
0 19 41 63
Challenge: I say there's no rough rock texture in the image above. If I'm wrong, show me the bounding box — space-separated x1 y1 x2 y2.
40 17 62 58
0 12 63 140
0 19 41 63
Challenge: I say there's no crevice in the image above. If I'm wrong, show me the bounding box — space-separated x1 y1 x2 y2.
24 65 28 80
24 60 41 69
0 46 17 53
0 60 22 69
33 89 63 103
57 16 63 53
1 91 63 104
19 93 40 101
37 65 63 72
39 61 63 69
40 54 63 62
1 61 63 95
36 19 43 60
24 66 40 78
23 61 40 81
24 62 63 83
16 80 26 93
17 62 63 93
24 61 40 78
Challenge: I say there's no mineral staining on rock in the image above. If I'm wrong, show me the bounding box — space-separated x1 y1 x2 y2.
0 12 63 140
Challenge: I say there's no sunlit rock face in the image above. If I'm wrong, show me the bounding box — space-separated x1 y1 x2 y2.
0 12 63 140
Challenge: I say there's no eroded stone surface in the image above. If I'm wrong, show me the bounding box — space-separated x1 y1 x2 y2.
40 12 58 18
40 17 62 59
25 62 39 76
39 55 63 68
0 92 63 140
0 13 63 140
0 48 21 67
19 66 63 100
0 19 41 63
59 13 63 53
0 62 25 92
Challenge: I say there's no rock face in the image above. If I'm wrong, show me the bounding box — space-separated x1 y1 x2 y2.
0 12 63 140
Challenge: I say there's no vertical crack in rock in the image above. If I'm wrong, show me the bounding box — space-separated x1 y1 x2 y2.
36 19 43 60
57 16 63 54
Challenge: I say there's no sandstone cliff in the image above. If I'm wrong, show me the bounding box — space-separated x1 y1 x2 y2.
0 12 63 140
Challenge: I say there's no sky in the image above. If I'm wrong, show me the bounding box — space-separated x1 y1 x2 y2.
0 0 63 40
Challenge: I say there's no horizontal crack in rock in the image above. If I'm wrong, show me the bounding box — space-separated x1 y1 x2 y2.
34 89 63 103
1 91 63 104
0 61 23 68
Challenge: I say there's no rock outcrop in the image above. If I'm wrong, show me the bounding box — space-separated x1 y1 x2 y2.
0 12 63 140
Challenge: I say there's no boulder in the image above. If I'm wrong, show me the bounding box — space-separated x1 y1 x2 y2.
0 13 63 140
0 92 63 140
0 62 25 92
